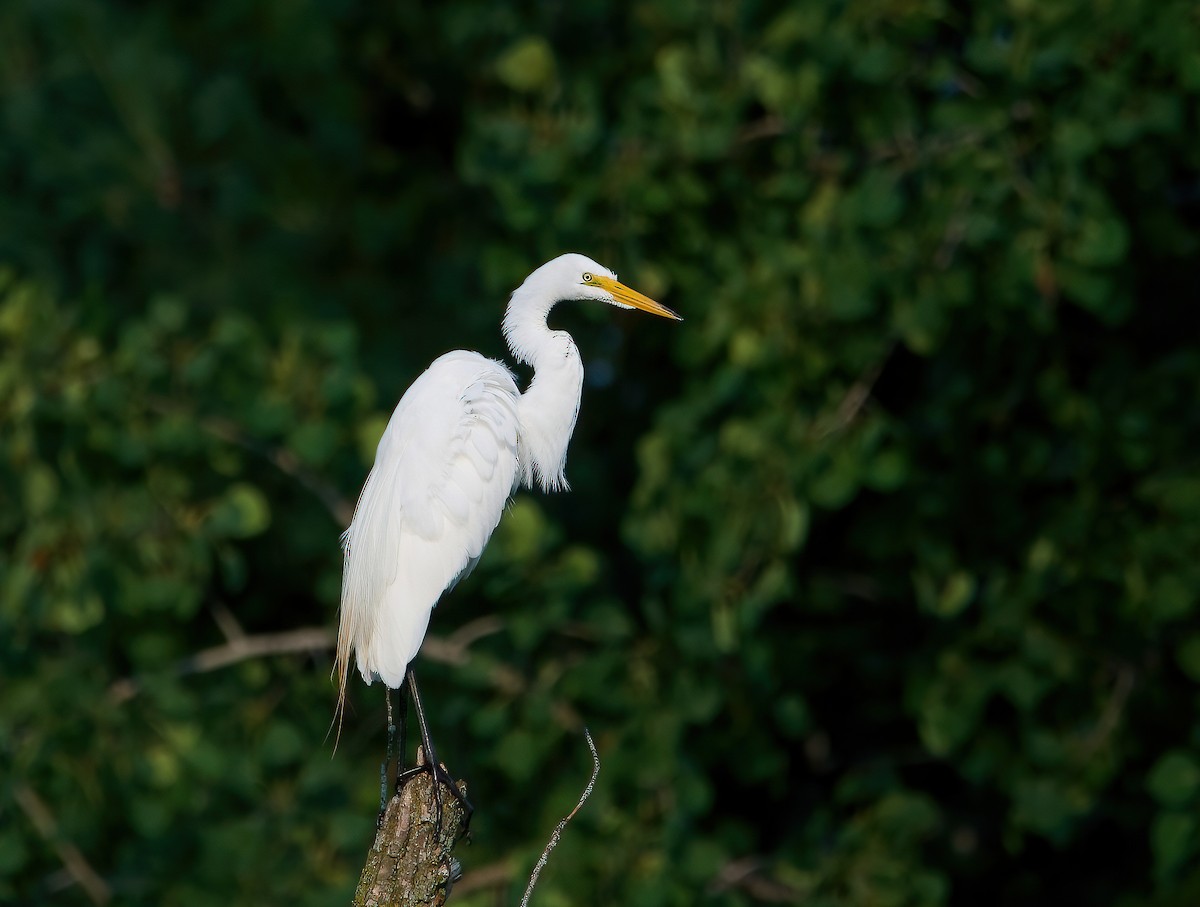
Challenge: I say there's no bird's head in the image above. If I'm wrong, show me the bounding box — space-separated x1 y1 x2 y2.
503 253 681 366
523 253 682 321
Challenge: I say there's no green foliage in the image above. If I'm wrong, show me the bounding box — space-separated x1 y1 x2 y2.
2 0 1199 904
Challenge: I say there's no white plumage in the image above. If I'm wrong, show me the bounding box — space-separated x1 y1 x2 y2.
334 253 680 713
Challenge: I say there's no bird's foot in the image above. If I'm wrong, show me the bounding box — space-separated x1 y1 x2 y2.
396 747 474 839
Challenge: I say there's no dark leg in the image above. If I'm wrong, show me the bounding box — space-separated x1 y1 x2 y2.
378 688 397 822
396 668 474 826
398 681 409 776
380 684 412 800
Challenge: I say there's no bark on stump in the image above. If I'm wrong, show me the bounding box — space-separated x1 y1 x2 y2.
352 765 468 907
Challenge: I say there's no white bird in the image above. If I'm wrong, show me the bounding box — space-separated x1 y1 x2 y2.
334 253 680 739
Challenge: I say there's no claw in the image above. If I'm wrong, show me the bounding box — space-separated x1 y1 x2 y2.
376 669 472 842
397 746 473 840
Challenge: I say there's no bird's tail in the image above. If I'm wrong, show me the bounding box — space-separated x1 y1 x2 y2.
328 542 356 752
328 637 352 753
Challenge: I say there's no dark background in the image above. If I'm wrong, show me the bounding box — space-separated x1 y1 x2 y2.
3 1 1199 904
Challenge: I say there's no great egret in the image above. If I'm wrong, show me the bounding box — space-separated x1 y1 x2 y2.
334 253 680 791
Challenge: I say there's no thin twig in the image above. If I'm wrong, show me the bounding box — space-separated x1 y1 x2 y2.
1080 664 1136 755
210 600 247 642
813 347 892 440
520 728 601 907
107 626 335 703
417 616 505 666
452 859 515 898
13 784 112 906
934 190 975 269
735 115 787 145
198 413 355 526
709 856 801 903
143 395 355 526
868 126 989 166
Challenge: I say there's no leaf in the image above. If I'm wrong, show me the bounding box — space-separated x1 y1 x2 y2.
495 37 557 93
1175 635 1200 682
1148 751 1200 807
208 483 272 539
1152 811 1197 880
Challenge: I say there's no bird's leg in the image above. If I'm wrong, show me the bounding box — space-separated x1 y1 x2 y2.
378 688 397 820
396 668 474 831
397 680 409 778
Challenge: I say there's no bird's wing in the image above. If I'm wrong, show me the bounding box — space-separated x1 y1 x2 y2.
335 351 520 701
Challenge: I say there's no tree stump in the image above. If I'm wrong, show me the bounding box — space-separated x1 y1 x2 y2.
352 762 468 907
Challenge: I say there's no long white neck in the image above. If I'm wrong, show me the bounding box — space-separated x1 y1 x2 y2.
502 285 584 492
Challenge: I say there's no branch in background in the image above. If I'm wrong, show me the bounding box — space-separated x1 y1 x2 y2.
868 125 989 166
209 600 247 643
107 626 335 703
418 616 505 666
449 860 515 899
175 627 334 675
105 616 512 706
520 727 601 907
193 410 356 527
735 115 786 145
13 784 112 906
105 607 584 740
1080 664 1136 756
708 857 801 903
144 395 356 526
934 190 975 269
813 348 891 441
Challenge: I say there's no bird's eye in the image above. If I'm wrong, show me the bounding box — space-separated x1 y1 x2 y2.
582 272 593 282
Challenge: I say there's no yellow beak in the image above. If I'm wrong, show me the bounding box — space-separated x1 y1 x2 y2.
592 275 683 321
